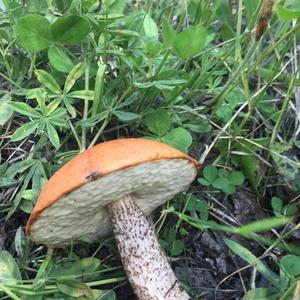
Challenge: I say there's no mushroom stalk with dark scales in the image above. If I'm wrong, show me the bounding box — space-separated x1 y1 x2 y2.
26 138 200 300
108 195 190 300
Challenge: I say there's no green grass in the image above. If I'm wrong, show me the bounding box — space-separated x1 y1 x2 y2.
0 0 300 299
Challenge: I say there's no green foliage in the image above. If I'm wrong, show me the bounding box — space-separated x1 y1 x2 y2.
143 14 159 39
271 143 300 181
244 288 280 300
134 79 187 91
15 13 90 53
216 0 235 40
1 0 300 298
185 195 209 221
145 108 171 136
174 25 207 59
0 95 13 126
48 46 75 73
8 97 67 149
56 280 94 298
198 165 244 194
161 127 192 153
15 15 52 52
0 251 22 285
162 18 176 48
3 159 47 218
244 254 300 299
281 255 300 277
160 227 186 257
271 197 298 217
49 257 100 278
51 15 90 44
216 88 243 122
35 70 61 94
225 238 282 289
275 2 300 20
144 108 193 152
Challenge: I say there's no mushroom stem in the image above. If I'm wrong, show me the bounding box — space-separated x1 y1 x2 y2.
108 195 190 300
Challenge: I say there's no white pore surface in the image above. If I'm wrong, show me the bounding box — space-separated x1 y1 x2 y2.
31 159 196 246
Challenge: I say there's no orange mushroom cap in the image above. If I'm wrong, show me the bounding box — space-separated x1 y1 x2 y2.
26 138 200 245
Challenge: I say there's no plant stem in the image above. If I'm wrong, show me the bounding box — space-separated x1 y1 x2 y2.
0 283 21 300
235 0 243 61
270 75 296 146
88 115 110 148
68 119 82 149
81 54 90 151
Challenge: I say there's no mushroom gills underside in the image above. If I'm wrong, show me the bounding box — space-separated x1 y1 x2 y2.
31 159 197 246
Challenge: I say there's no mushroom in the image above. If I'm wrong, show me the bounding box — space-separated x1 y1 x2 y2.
26 138 199 300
